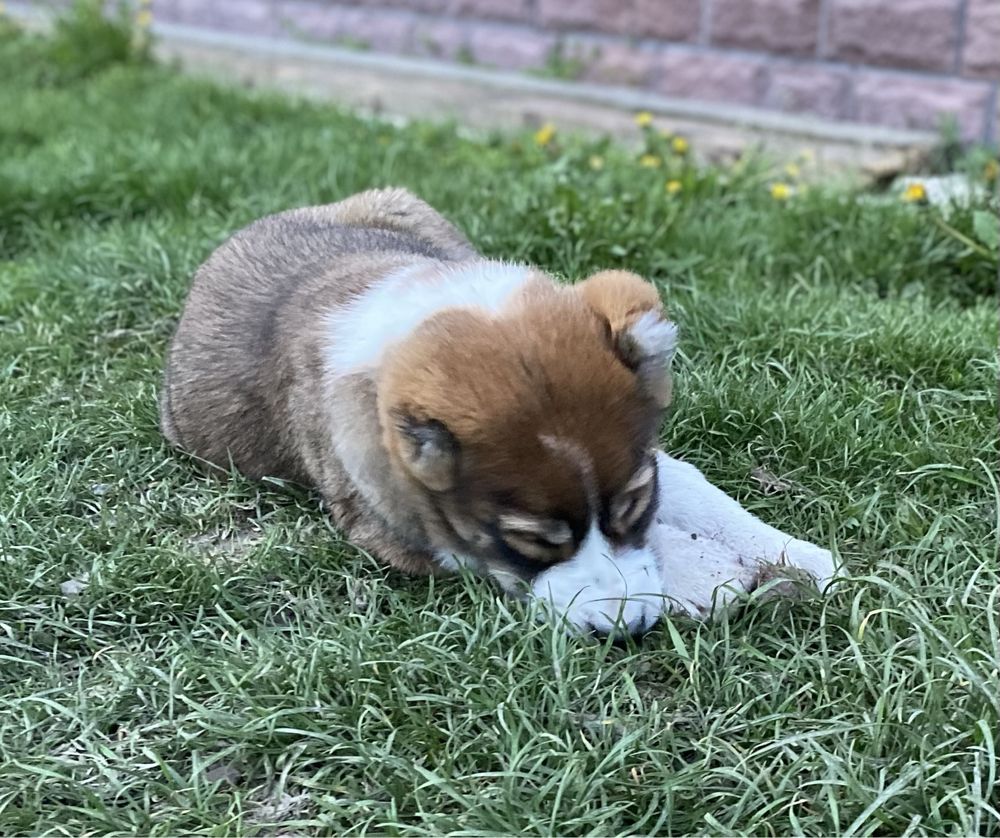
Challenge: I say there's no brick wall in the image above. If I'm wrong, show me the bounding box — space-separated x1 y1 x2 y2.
153 0 1000 143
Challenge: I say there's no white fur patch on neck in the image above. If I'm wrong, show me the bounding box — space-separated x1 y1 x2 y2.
326 260 531 375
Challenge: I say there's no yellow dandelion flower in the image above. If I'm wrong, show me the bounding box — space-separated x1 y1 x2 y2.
639 154 661 168
665 179 682 195
783 162 801 179
770 182 792 200
534 123 556 147
984 159 999 182
901 182 926 203
634 111 653 127
672 136 689 154
588 155 605 171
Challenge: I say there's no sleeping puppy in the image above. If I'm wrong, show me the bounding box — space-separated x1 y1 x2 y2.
161 187 833 638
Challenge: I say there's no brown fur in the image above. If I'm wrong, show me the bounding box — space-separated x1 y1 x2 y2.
577 269 664 331
161 188 671 581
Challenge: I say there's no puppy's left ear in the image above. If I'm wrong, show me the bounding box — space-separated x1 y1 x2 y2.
577 270 677 407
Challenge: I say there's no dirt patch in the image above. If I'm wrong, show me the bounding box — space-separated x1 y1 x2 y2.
750 465 796 495
187 524 265 563
247 791 312 827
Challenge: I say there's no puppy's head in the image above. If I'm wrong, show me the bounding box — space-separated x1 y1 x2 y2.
378 270 676 637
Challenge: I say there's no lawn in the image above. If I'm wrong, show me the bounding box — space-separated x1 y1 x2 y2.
1 6 998 836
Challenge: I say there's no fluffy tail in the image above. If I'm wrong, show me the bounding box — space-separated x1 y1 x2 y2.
327 187 477 262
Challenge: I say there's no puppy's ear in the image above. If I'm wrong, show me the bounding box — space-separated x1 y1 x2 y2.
577 270 677 407
391 412 459 492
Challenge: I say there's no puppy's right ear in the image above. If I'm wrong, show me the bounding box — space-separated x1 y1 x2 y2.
577 270 677 407
391 412 459 492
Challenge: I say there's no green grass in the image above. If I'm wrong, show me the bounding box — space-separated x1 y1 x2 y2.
1 6 998 836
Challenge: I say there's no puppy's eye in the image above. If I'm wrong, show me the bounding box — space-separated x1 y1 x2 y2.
613 495 641 525
497 514 573 561
610 491 650 534
610 460 655 535
515 530 563 549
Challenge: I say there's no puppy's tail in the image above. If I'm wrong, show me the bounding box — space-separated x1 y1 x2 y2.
328 187 477 262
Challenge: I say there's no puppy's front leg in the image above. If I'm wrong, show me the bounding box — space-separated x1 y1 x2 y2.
652 451 839 614
324 491 441 577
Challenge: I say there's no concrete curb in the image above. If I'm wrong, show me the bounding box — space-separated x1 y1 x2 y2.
163 22 942 143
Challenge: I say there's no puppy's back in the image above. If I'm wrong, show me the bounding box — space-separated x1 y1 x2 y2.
160 188 476 480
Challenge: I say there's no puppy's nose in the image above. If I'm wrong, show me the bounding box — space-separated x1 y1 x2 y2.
590 613 658 644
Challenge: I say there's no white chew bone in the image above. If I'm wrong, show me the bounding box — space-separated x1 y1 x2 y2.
651 450 840 618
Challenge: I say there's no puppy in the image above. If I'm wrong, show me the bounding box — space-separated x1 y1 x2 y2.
161 188 677 638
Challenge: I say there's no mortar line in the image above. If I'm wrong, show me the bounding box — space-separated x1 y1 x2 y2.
985 83 998 145
816 0 831 59
953 0 970 75
698 0 713 45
